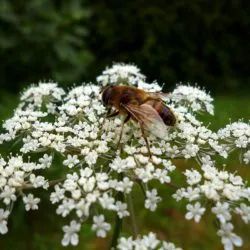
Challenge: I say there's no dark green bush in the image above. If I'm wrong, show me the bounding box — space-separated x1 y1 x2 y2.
87 0 249 93
0 0 249 93
0 0 93 92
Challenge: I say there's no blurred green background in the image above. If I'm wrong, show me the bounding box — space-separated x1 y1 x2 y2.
0 0 249 250
0 0 249 94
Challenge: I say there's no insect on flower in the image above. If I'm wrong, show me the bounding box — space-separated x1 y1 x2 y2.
100 85 177 157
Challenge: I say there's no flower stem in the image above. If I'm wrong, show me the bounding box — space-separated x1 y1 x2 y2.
110 212 123 250
110 173 124 249
18 178 64 190
128 192 138 238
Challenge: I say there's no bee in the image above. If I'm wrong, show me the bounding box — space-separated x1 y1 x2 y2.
101 85 176 157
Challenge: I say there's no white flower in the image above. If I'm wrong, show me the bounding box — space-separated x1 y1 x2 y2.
29 174 48 189
50 185 65 204
0 176 7 188
23 82 65 103
82 176 96 193
184 169 202 185
222 184 241 201
169 85 214 115
185 202 205 222
212 202 231 224
140 232 160 249
61 220 81 246
71 189 81 200
63 178 78 192
200 183 219 200
229 174 243 186
0 186 16 205
98 193 116 210
56 199 75 217
91 215 111 238
145 189 162 212
217 122 250 154
84 151 98 166
75 199 90 217
183 187 201 201
117 236 134 250
153 169 171 184
0 209 9 234
121 177 133 194
172 188 186 201
243 150 250 164
38 154 52 168
235 203 250 224
160 241 183 250
63 155 80 168
135 163 155 183
217 223 242 250
137 81 162 92
96 173 109 190
117 233 182 250
23 194 40 211
115 201 130 218
182 143 199 158
0 158 6 167
109 156 128 173
97 63 146 87
86 190 100 203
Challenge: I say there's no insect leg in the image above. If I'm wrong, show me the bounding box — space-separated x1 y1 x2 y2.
117 114 131 149
117 114 130 149
139 122 152 159
106 109 120 118
123 114 131 123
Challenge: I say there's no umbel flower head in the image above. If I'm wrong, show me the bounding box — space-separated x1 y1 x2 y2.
0 63 249 250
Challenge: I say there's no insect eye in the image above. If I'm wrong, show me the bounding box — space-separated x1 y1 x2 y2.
101 86 113 105
102 93 109 105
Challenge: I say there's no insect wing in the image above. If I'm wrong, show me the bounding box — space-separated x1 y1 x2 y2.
124 103 169 139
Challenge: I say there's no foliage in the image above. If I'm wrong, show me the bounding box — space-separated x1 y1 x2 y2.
0 0 93 92
87 0 250 92
0 1 249 94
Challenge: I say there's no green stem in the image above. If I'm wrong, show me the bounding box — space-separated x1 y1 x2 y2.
137 179 146 198
110 173 124 249
110 212 123 250
18 178 64 190
128 192 138 238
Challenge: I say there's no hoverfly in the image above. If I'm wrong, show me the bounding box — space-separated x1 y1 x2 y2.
101 85 176 157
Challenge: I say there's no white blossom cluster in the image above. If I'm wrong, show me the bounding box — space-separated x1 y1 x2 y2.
20 81 65 112
169 84 214 115
117 232 182 250
97 63 161 92
97 63 146 87
217 121 250 164
0 63 249 250
173 156 250 250
0 154 52 233
153 111 227 160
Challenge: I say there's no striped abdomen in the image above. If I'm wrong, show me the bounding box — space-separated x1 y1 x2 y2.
145 99 176 126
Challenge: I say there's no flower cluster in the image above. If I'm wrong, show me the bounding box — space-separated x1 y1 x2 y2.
20 81 65 112
117 232 182 250
169 84 214 115
97 63 146 87
97 62 162 92
0 63 249 250
173 156 250 250
0 154 52 233
217 121 250 163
